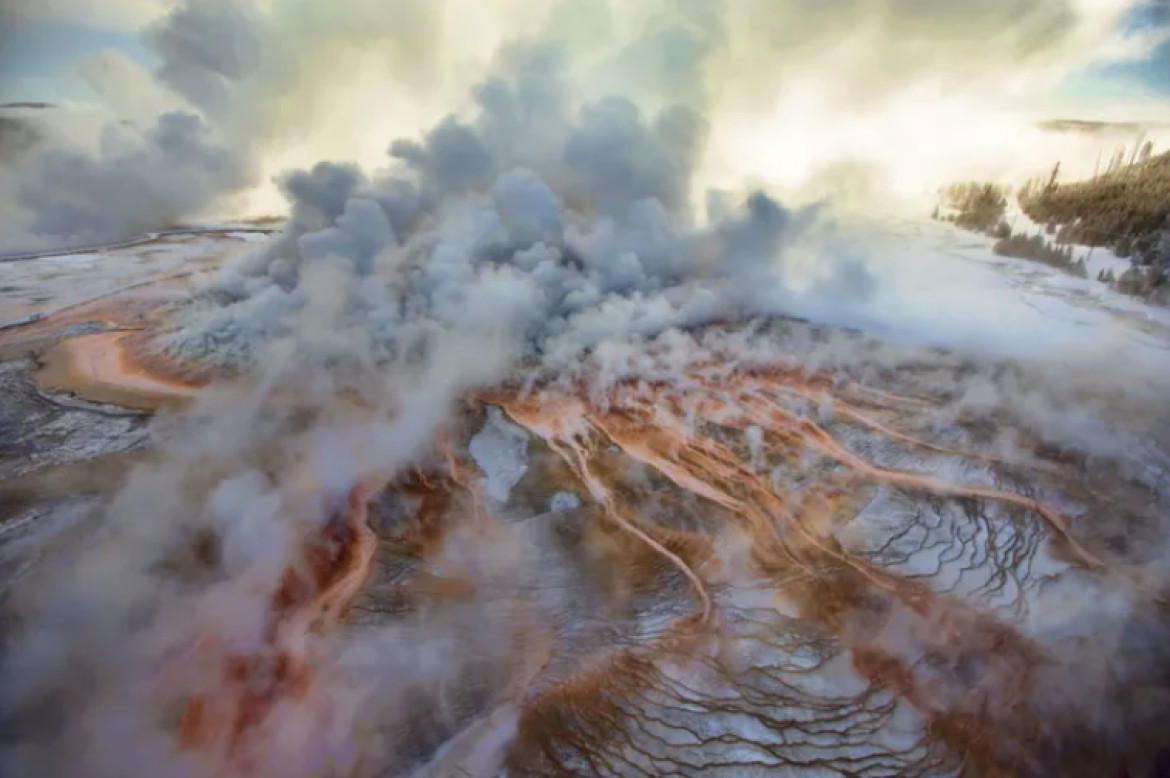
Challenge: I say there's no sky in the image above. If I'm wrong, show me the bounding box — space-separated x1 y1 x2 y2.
1086 0 1170 98
2 0 1170 244
1 0 1167 108
0 3 162 104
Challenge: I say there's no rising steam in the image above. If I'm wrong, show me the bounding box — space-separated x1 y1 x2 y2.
2 0 1165 249
2 2 1170 777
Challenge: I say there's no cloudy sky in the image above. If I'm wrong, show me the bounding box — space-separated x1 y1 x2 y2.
2 0 1167 108
1075 0 1170 100
2 0 1170 237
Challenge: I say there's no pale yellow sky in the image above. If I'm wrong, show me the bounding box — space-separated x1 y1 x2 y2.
5 0 1170 218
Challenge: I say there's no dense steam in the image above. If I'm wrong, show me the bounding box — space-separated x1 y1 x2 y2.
158 39 859 375
2 2 1170 778
1 2 261 248
1 0 1165 249
17 111 252 244
4 320 1169 777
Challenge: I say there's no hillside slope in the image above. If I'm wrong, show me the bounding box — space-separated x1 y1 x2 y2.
1021 151 1170 303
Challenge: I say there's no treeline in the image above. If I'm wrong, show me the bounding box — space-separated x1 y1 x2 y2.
992 233 1087 278
1019 147 1170 304
934 181 1087 278
937 182 1010 234
935 144 1170 305
1020 151 1169 250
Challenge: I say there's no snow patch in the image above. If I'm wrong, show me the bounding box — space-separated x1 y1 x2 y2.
469 407 529 504
549 491 581 512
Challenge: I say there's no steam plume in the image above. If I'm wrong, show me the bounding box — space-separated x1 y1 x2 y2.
2 3 1169 777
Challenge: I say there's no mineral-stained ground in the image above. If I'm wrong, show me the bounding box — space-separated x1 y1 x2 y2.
2 231 1170 778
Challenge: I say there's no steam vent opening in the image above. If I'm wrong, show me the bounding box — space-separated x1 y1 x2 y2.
3 2 1170 777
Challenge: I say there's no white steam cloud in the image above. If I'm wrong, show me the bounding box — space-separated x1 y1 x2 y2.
1 0 1166 249
158 35 859 375
2 3 1170 777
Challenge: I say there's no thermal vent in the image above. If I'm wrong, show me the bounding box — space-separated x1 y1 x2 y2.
114 327 1167 778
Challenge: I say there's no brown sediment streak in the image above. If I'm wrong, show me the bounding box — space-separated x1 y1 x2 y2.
479 354 1163 775
176 477 381 772
646 374 1104 571
839 379 936 409
775 383 1058 473
445 441 489 528
493 357 1103 623
727 389 1104 570
36 331 203 409
497 397 714 626
0 295 166 344
589 405 930 604
664 362 1043 472
165 350 1114 774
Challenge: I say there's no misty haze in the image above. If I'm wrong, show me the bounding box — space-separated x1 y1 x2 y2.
2 2 1170 777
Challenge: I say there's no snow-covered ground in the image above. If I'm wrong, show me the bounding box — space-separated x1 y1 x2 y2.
5 215 1168 778
790 217 1170 376
0 232 262 328
1003 202 1134 281
4 218 1168 381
